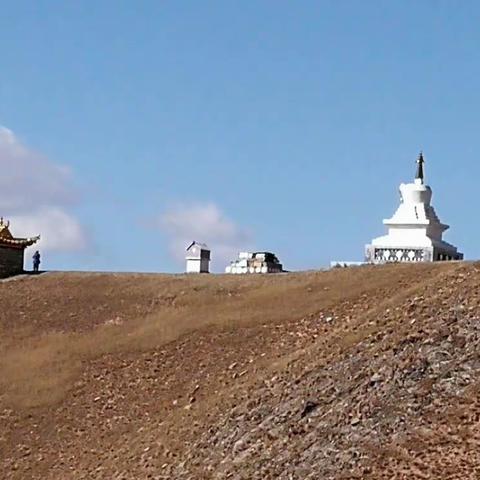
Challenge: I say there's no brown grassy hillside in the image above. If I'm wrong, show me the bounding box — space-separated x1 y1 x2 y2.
1 263 480 479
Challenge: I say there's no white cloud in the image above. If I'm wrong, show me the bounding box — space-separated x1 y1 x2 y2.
0 126 88 253
9 208 88 252
159 202 253 271
0 127 75 211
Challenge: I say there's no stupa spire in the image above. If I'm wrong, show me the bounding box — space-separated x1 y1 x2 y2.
415 151 425 183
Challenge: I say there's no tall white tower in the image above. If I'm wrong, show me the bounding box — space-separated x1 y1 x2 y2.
365 153 463 263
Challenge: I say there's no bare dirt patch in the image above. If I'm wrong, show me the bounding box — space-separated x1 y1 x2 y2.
2 263 479 479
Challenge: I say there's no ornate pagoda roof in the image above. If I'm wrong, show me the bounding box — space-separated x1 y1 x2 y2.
0 218 40 249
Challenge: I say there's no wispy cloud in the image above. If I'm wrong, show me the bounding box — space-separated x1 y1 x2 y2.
0 126 88 253
9 208 88 252
158 202 253 271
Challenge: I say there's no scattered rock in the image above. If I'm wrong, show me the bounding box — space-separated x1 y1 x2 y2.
300 400 319 419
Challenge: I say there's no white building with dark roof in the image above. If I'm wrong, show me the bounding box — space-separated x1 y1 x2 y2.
185 241 210 273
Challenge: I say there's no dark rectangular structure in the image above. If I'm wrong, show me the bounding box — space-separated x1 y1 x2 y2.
0 246 25 278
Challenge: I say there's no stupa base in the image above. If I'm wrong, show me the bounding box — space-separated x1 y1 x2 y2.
365 244 463 264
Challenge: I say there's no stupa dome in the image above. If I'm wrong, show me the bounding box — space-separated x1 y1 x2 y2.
399 181 432 206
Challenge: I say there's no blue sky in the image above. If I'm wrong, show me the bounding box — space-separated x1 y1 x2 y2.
0 1 479 272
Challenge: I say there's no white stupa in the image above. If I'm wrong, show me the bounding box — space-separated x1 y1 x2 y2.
365 153 463 263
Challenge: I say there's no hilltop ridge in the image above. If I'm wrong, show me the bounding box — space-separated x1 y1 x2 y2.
1 263 480 479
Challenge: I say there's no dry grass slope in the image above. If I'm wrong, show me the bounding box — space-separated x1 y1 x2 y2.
1 262 479 479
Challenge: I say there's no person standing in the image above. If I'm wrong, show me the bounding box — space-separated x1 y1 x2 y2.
32 250 41 273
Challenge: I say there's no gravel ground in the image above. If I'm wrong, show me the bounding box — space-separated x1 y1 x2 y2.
1 262 479 479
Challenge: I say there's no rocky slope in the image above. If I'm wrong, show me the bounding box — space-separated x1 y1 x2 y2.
1 262 480 479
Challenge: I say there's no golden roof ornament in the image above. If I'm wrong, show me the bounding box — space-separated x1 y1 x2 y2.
0 217 13 239
0 217 10 228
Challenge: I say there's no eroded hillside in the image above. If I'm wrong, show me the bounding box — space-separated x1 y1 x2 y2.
1 263 480 479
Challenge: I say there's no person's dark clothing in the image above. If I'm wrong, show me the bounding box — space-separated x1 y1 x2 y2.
33 252 41 273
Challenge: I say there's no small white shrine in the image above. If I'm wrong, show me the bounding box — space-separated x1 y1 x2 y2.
185 241 210 273
365 153 463 264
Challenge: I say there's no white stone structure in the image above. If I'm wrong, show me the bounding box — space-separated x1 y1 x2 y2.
365 153 463 264
185 241 210 273
225 251 283 274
